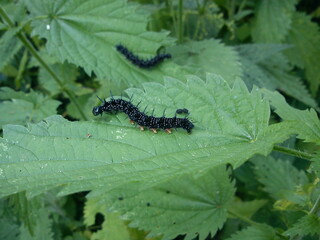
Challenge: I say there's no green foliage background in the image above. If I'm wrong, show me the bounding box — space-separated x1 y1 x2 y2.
0 0 320 239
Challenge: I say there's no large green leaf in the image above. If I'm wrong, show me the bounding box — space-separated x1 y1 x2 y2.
251 0 297 43
0 75 293 198
237 44 318 110
0 87 61 128
284 214 320 237
284 12 320 95
169 39 242 85
95 166 235 240
253 156 308 204
263 90 320 144
23 0 187 86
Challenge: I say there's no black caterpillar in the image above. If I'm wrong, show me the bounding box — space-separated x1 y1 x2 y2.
92 96 194 133
116 44 171 68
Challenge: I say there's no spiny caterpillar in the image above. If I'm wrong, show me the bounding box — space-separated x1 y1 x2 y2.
115 44 171 68
92 96 194 133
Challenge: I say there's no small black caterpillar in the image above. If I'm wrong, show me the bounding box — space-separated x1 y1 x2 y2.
115 44 171 68
92 96 194 133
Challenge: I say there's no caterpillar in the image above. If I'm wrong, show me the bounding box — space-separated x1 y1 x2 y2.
92 96 194 133
115 44 171 68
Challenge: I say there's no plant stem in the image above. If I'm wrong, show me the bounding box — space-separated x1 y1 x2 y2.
309 193 320 214
178 0 184 43
14 48 28 89
228 209 259 226
0 7 88 120
273 145 314 161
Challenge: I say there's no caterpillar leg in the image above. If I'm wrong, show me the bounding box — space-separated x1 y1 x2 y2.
165 129 172 134
139 126 145 131
150 128 157 134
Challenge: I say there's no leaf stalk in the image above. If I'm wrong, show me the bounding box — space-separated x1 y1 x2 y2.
273 145 314 161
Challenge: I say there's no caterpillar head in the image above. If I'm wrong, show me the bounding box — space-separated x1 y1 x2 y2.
184 119 194 133
92 106 103 116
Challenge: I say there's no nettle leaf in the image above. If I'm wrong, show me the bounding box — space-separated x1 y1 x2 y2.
311 152 320 178
2 2 27 24
284 213 320 237
237 44 318 109
0 26 23 71
285 12 320 95
168 39 242 85
251 0 297 43
253 156 309 205
38 62 84 96
84 198 131 240
0 199 20 240
0 74 293 198
91 166 234 240
0 87 61 128
263 90 320 144
18 207 53 240
228 199 267 220
23 0 186 86
226 225 279 240
84 198 151 240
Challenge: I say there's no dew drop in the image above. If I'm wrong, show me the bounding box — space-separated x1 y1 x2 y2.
46 24 51 30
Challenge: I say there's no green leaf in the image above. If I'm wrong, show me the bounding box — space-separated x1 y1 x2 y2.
23 0 187 86
284 214 320 237
93 212 131 240
84 197 150 240
169 39 243 85
263 90 320 144
95 166 235 240
0 87 61 128
38 62 85 96
226 225 279 240
285 12 320 95
0 199 19 240
0 27 23 71
311 151 320 178
253 156 309 204
251 0 297 43
8 192 40 236
18 207 53 240
1 2 27 24
84 198 131 240
0 75 293 198
237 44 318 110
0 218 19 240
228 199 267 220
